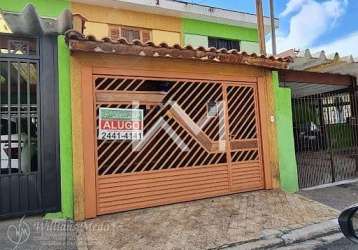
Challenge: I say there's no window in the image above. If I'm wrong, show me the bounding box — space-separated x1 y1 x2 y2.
208 37 240 50
0 35 37 56
0 61 38 174
109 25 151 43
322 94 352 124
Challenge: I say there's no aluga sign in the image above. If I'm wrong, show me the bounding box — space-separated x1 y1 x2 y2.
98 108 144 140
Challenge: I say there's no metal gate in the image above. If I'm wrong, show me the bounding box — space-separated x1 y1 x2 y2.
93 75 264 215
0 34 60 218
292 88 358 188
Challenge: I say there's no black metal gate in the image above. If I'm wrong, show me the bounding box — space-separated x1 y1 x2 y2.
0 34 60 218
292 87 358 188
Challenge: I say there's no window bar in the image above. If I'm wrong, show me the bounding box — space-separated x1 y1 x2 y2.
37 60 42 206
27 62 31 173
26 61 31 210
17 61 21 173
35 60 41 209
7 61 11 173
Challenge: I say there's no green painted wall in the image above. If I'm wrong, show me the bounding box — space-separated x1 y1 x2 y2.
182 18 259 42
1 0 73 219
272 71 299 193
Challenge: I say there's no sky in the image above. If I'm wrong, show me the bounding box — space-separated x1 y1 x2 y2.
187 0 358 57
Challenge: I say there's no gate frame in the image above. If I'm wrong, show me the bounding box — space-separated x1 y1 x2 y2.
74 54 278 220
0 33 61 218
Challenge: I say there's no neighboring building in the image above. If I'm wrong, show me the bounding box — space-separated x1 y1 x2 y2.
0 1 73 219
71 0 277 54
284 49 358 78
279 49 358 189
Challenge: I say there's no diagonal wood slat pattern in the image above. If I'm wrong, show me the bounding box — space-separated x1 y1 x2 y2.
93 75 264 215
95 77 227 175
226 85 261 163
226 84 264 192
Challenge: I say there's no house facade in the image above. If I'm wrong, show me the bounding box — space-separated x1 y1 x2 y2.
68 0 300 221
281 49 358 188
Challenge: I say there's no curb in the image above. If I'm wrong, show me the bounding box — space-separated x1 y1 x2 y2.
275 233 345 250
217 219 341 250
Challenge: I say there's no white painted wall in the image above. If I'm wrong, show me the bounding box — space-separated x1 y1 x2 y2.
184 34 208 48
240 41 260 54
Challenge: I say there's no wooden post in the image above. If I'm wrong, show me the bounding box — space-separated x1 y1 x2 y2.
256 0 266 56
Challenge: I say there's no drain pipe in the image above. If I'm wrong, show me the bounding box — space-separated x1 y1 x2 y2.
269 0 277 56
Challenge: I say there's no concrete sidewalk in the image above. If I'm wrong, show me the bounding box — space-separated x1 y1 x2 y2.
0 190 340 250
76 190 339 250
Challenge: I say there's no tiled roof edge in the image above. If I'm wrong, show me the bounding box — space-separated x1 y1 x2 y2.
65 30 291 70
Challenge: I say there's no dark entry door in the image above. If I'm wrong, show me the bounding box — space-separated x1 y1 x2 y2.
0 35 60 218
292 88 358 188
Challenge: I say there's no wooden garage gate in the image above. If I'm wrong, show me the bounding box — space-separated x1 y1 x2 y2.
92 74 265 215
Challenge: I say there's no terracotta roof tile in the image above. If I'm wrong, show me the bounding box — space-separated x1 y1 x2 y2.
65 30 291 70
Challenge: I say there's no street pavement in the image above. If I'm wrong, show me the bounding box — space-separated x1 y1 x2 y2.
300 181 358 250
315 238 356 250
299 181 358 211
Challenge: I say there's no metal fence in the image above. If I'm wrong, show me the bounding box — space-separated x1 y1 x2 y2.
292 88 358 188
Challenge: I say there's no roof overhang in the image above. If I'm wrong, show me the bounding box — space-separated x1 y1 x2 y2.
71 0 278 30
66 30 290 70
0 4 72 36
279 69 355 98
279 70 354 86
278 48 358 97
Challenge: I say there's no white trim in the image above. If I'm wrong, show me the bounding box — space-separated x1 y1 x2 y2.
301 178 358 191
72 0 278 30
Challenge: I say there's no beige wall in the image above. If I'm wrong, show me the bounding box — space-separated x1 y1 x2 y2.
152 30 181 46
71 3 182 32
84 22 108 38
